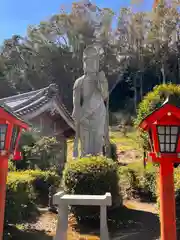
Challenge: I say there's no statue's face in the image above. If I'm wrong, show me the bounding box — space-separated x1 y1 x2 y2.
83 57 99 74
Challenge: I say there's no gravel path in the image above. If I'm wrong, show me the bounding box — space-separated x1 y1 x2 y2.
16 211 98 240
25 212 57 235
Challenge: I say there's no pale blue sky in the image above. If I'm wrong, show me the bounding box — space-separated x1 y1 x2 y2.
0 0 154 44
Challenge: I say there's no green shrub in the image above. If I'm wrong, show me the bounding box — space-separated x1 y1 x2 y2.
119 162 157 201
8 160 16 171
17 130 60 171
110 142 118 162
30 170 60 205
175 168 180 205
63 156 122 222
119 161 180 220
5 169 60 224
135 84 180 150
6 172 36 224
174 169 180 220
15 131 37 170
118 165 180 221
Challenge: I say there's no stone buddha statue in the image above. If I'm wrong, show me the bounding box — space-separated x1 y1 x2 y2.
72 44 109 158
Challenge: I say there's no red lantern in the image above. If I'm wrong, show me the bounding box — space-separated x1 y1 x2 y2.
140 96 180 164
139 95 180 240
0 105 29 240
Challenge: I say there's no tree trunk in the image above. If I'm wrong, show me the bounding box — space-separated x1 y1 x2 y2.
161 62 166 84
140 71 143 101
133 74 137 114
178 58 180 83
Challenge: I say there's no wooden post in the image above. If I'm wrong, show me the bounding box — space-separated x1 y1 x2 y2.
0 157 8 240
159 160 177 240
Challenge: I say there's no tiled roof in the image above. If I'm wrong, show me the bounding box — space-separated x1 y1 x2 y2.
0 84 74 130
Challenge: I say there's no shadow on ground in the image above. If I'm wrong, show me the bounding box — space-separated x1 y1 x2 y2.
73 206 160 240
109 206 160 240
4 225 52 240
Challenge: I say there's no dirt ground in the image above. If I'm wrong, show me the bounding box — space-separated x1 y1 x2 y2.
6 200 161 240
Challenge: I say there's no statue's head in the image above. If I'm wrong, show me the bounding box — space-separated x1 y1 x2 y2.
83 45 103 74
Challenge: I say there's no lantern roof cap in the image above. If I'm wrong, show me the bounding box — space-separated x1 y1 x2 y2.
0 103 31 128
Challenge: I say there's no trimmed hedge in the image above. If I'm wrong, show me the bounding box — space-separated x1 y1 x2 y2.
62 156 122 222
5 170 60 224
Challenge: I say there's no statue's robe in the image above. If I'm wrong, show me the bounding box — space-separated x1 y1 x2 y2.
72 71 108 157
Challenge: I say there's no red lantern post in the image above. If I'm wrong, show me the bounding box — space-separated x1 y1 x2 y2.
0 105 29 240
139 95 180 240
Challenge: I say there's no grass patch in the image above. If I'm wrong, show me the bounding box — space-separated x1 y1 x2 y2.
126 161 156 173
110 130 141 151
68 130 141 157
